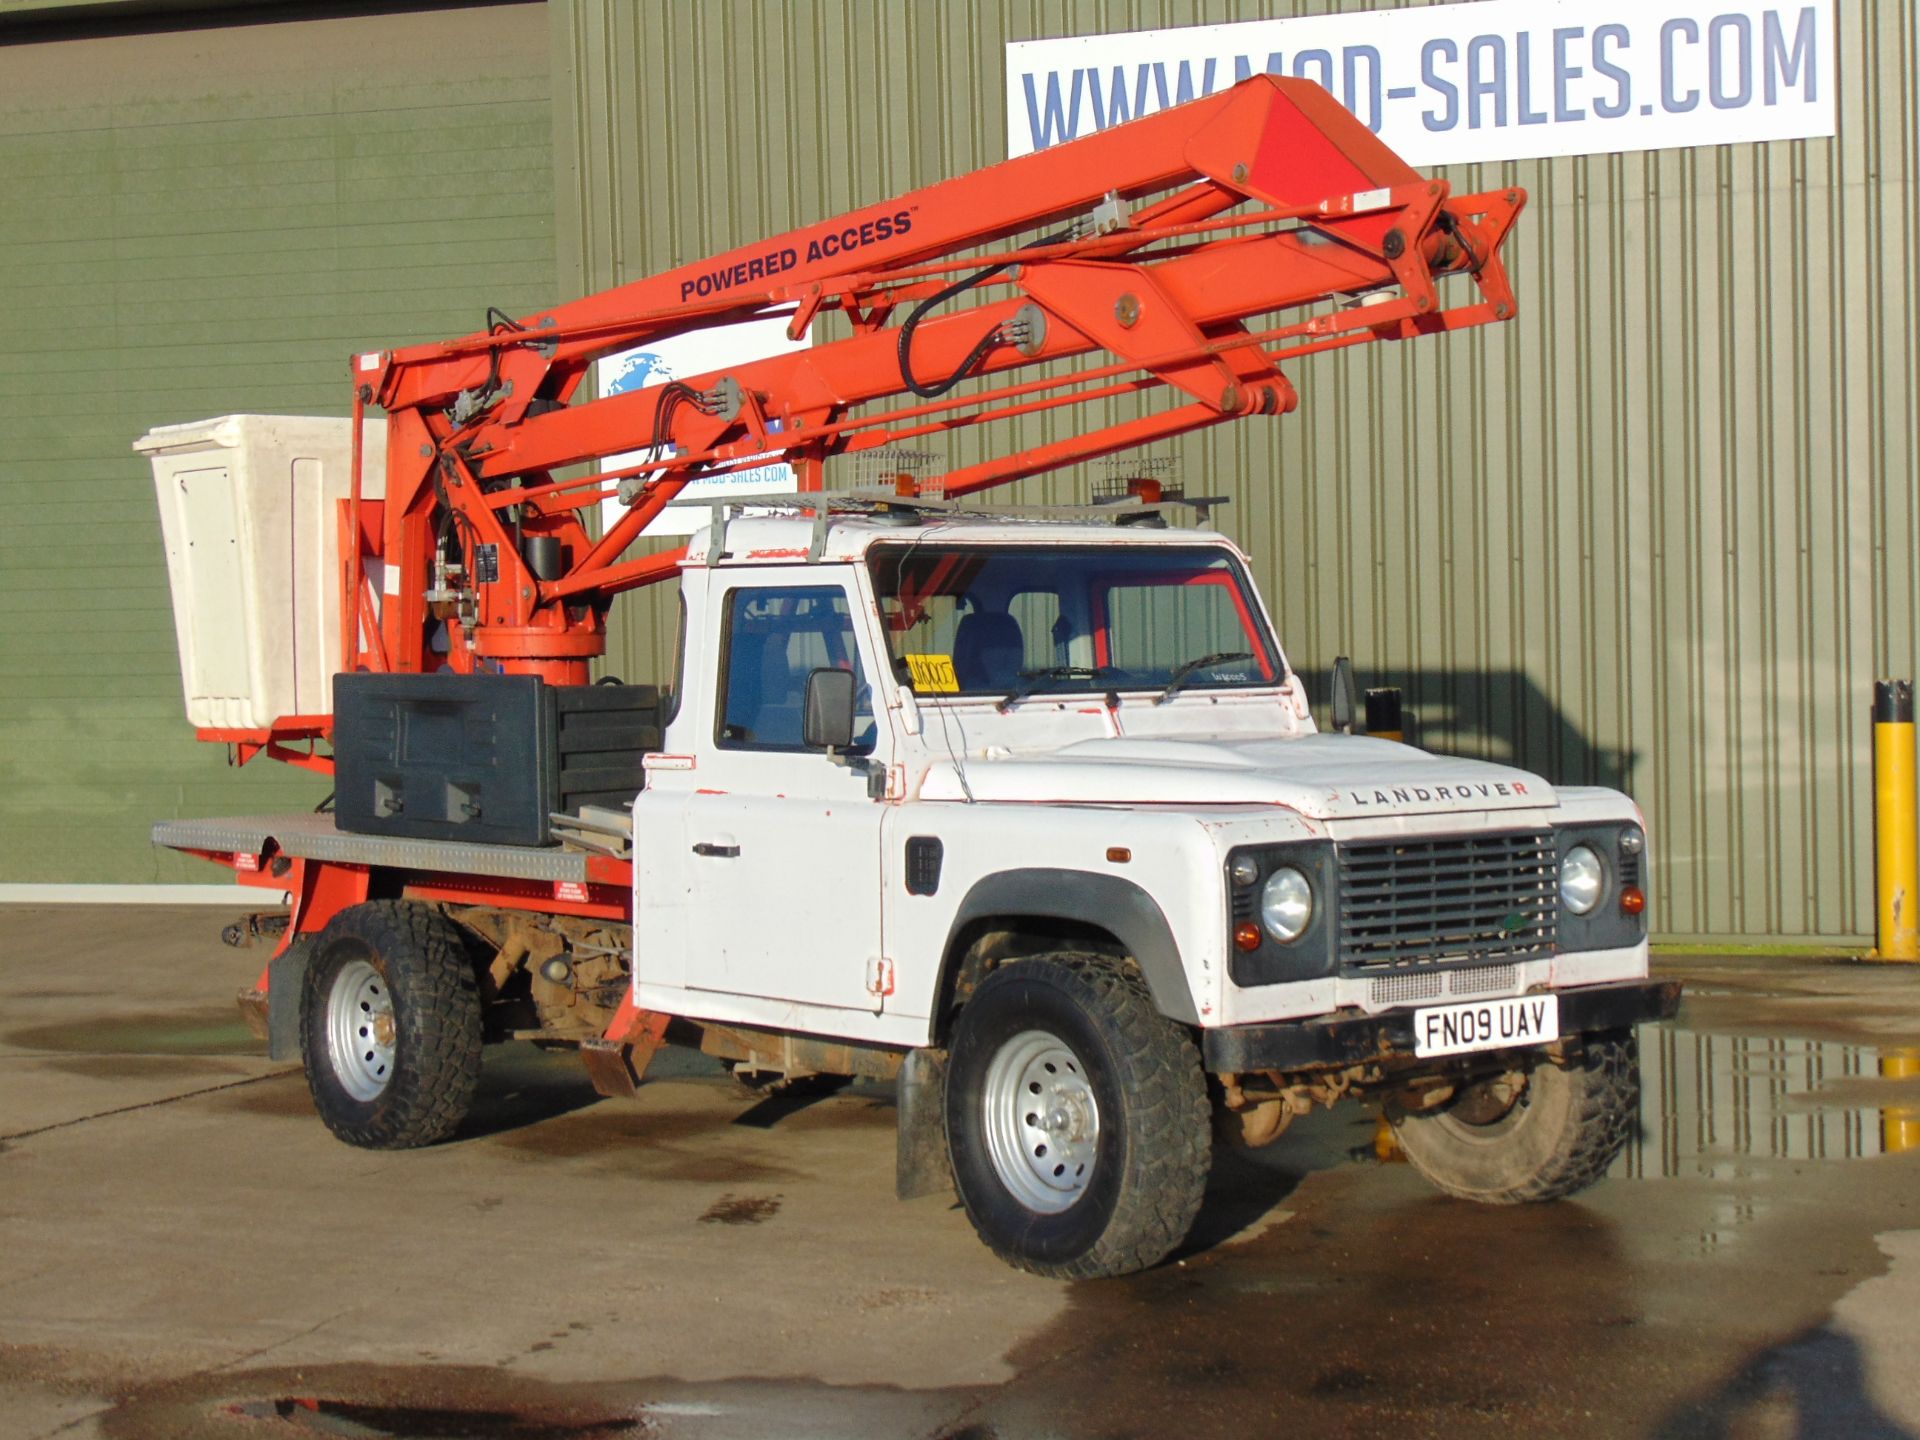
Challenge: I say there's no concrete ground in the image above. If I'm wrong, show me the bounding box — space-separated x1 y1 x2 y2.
3 906 1918 1439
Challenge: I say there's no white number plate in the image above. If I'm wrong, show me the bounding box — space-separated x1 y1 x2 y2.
1411 994 1560 1059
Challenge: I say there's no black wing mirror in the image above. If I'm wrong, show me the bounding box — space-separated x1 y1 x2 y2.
803 667 857 751
1330 655 1357 735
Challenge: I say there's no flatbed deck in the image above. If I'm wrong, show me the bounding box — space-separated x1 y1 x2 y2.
152 812 595 884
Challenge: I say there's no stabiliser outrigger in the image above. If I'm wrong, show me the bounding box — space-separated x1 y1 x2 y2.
150 77 1675 1279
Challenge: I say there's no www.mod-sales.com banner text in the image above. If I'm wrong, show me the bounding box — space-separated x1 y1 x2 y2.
1006 1 1833 163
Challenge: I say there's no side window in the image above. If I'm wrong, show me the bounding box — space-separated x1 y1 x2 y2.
665 591 687 724
717 584 875 752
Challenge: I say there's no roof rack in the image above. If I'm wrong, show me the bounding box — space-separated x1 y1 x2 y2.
666 487 1232 565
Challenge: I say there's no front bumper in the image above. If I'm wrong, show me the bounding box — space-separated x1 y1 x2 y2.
1202 978 1681 1074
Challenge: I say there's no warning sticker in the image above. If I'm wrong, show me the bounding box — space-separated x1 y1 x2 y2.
905 654 960 694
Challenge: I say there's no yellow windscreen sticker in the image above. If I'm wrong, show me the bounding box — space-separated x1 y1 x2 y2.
905 653 960 693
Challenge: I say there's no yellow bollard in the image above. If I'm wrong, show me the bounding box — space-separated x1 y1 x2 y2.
1873 681 1919 961
1372 1112 1404 1162
1881 1049 1920 1155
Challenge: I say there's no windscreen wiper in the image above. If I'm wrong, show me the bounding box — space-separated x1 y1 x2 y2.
997 666 1126 714
1154 651 1254 706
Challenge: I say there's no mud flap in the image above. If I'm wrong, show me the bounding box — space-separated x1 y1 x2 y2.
896 1047 955 1201
265 938 314 1062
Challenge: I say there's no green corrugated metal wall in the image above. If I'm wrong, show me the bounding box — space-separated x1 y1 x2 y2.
0 0 1910 943
0 2 554 883
554 0 1917 945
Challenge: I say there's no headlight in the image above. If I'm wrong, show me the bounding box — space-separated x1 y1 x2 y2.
1260 866 1313 943
1559 845 1604 914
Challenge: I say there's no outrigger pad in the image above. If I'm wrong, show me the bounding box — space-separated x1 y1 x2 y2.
579 1038 644 1099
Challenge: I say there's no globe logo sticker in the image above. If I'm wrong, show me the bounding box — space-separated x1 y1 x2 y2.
593 318 809 537
603 350 674 396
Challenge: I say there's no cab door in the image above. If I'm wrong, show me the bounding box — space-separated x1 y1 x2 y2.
682 574 888 1016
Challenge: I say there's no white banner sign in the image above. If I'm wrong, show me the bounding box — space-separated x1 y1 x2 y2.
597 317 808 538
1006 1 1834 164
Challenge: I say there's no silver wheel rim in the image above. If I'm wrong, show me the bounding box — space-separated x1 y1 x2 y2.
981 1029 1100 1214
326 958 396 1102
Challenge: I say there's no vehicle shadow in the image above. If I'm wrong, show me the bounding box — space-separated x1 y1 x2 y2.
1652 1325 1914 1439
451 1041 832 1143
730 1075 855 1129
1177 1107 1369 1258
451 1042 605 1142
1305 663 1639 791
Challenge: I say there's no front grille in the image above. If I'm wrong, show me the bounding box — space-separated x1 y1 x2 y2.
1366 963 1518 1010
1337 830 1556 971
1368 971 1445 1007
1449 964 1520 997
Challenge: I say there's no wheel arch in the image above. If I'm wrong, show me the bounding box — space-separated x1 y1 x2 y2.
933 869 1199 1037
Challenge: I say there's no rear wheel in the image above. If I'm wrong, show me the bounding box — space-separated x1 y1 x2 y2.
944 953 1210 1279
1390 1030 1640 1204
300 901 483 1149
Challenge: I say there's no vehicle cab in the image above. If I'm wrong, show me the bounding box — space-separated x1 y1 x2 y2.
632 503 1655 1053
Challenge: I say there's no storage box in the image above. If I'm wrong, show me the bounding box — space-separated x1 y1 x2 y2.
333 673 662 846
136 414 387 730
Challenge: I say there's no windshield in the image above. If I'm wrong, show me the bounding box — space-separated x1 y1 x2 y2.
867 543 1284 699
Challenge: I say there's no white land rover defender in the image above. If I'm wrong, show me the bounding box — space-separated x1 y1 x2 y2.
158 497 1675 1281
623 503 1672 1276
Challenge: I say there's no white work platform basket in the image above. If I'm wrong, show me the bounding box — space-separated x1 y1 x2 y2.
136 414 387 731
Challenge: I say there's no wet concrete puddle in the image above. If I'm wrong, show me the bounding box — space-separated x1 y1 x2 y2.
225 1395 640 1438
697 1194 783 1226
5 1007 262 1058
1631 1024 1920 1172
18 981 1920 1437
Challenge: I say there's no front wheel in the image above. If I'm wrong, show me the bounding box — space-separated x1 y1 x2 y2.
944 954 1210 1279
299 901 483 1149
1389 1029 1640 1204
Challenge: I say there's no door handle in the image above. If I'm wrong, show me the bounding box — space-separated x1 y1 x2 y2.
691 842 740 858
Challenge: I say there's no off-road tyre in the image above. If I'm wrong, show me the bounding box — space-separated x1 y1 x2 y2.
1390 1028 1640 1204
299 900 484 1150
944 953 1210 1279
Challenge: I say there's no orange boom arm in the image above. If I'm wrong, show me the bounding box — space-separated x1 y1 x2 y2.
337 74 1522 694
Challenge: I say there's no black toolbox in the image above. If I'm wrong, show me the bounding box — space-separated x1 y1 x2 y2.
333 673 662 846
